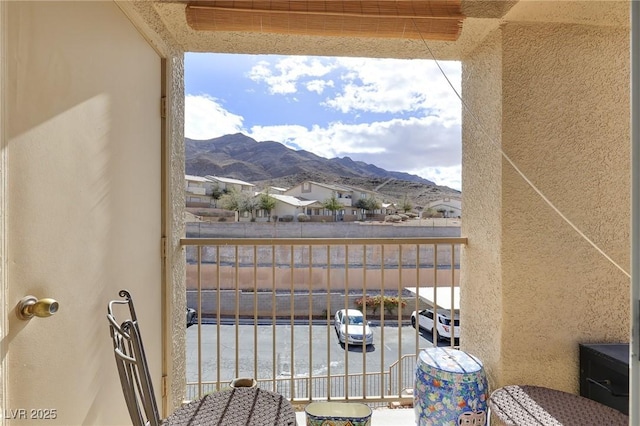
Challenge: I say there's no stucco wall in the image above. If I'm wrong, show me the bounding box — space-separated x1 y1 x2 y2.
6 2 162 424
461 29 505 388
463 18 630 393
501 21 630 392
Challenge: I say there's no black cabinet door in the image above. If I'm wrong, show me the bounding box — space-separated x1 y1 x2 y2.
579 343 629 415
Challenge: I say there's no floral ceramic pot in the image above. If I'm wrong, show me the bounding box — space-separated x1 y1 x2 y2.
414 347 488 426
305 402 372 426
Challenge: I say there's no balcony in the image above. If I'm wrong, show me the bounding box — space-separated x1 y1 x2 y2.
181 236 465 418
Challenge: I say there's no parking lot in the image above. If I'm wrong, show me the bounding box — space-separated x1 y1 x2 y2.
186 321 452 389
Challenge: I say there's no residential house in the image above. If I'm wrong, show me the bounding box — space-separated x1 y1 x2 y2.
204 175 255 194
426 197 462 218
381 202 398 215
268 186 288 195
284 180 381 219
185 175 215 207
2 2 634 425
255 193 321 222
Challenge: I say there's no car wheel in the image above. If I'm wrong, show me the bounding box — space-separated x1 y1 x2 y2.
411 317 416 328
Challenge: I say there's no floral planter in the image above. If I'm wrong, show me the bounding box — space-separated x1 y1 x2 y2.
305 402 371 426
414 347 488 426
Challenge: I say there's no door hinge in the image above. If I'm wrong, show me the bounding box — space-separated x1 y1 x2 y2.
161 375 167 398
161 237 167 261
160 97 167 118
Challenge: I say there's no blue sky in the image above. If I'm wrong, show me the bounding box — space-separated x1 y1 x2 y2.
184 53 462 190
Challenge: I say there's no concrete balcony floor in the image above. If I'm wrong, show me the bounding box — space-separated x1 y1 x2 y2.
295 406 415 425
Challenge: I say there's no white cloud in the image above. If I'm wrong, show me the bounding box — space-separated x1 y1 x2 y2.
409 165 462 191
184 95 245 140
324 58 461 123
305 79 334 94
248 56 335 95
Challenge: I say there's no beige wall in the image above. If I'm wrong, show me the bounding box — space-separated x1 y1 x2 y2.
461 28 505 388
462 17 630 392
5 2 162 424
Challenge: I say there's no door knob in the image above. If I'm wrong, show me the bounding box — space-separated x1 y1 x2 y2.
16 296 59 320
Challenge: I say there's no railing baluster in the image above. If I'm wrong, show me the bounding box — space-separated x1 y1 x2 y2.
380 244 385 398
181 237 466 404
362 244 367 399
415 244 420 359
433 245 439 343
197 246 203 399
308 245 313 401
235 245 240 378
397 244 403 398
344 244 349 399
216 247 221 391
326 245 331 400
450 243 457 349
290 245 295 399
253 245 258 381
271 245 276 392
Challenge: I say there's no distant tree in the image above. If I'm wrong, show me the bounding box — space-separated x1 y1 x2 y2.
219 188 241 213
400 195 413 213
364 197 381 213
219 189 257 219
322 196 342 222
239 192 259 220
211 184 223 207
355 197 381 219
258 192 277 222
354 198 368 220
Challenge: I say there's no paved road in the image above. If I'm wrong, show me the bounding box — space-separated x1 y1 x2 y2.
186 322 454 398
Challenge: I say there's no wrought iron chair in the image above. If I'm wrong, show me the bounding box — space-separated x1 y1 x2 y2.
107 290 298 426
107 290 161 426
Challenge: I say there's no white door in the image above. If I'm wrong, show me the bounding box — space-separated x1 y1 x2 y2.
2 2 163 424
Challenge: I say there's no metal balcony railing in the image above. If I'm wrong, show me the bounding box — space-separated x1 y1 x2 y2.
180 237 466 404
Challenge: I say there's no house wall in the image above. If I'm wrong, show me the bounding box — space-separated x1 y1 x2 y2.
462 15 630 393
273 203 303 220
286 182 328 199
4 2 162 424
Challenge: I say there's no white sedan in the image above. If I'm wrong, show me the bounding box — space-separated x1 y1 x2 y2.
410 309 460 341
334 309 374 346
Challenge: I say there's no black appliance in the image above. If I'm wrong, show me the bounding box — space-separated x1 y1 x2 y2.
579 343 629 415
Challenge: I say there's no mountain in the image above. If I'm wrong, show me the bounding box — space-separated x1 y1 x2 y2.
185 133 460 206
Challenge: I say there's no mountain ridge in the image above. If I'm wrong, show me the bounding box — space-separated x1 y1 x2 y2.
185 133 460 207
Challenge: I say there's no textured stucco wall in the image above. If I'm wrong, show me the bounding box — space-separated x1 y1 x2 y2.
463 18 630 393
500 21 629 392
461 29 505 388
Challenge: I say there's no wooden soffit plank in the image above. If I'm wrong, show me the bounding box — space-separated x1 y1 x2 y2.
185 1 465 41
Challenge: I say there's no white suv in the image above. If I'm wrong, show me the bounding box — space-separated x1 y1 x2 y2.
410 309 460 341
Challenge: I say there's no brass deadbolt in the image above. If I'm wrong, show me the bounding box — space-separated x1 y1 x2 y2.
17 296 59 320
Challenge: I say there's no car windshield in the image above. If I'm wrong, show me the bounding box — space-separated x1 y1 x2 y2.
347 315 364 325
441 317 460 326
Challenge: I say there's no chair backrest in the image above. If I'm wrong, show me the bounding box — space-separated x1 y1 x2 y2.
107 290 161 426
